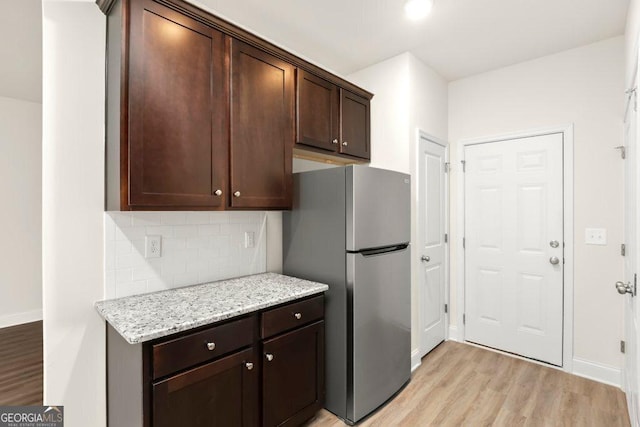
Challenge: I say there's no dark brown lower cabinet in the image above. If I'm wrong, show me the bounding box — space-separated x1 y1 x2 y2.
262 321 325 427
153 348 258 427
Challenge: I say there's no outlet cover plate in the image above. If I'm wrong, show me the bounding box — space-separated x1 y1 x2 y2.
145 235 162 258
585 228 606 245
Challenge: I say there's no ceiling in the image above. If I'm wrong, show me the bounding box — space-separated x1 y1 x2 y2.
0 0 42 103
194 0 630 81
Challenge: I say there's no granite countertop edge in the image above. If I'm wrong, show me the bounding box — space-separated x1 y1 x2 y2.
95 273 328 345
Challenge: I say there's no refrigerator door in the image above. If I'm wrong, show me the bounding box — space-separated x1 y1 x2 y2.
346 245 411 423
346 165 411 251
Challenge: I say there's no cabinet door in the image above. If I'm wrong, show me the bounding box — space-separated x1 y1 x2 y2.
230 40 294 209
262 321 324 427
153 348 258 427
128 0 227 208
296 70 339 152
340 89 370 160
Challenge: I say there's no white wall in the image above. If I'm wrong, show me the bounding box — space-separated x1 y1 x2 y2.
349 52 449 365
0 96 42 328
42 1 106 425
449 37 625 375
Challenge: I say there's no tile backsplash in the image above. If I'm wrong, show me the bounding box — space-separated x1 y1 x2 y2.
104 211 267 299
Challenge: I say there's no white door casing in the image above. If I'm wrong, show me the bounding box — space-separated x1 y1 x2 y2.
418 132 448 357
623 70 639 426
464 133 564 366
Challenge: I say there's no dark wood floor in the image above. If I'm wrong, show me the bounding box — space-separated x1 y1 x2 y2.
306 341 631 426
0 321 43 406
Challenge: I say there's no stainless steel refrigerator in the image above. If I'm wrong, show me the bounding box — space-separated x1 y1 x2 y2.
283 165 411 425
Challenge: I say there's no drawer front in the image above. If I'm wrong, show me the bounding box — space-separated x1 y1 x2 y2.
153 316 255 379
261 295 324 339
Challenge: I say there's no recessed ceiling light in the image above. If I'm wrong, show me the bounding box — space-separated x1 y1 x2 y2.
404 0 433 21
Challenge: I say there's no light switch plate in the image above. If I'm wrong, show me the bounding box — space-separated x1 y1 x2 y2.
585 228 607 245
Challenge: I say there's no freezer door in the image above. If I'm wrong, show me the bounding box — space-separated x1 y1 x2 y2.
346 166 411 251
346 246 411 423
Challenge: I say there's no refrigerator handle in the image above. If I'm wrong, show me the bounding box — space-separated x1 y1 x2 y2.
358 243 409 257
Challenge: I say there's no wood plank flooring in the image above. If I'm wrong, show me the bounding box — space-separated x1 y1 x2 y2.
305 341 630 427
0 321 43 406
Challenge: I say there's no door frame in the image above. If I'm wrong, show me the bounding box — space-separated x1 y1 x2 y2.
416 129 450 356
455 124 575 371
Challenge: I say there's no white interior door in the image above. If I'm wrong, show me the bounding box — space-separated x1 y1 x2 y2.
464 133 564 366
418 135 447 357
623 80 639 426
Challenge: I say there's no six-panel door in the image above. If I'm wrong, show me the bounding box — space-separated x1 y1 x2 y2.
128 0 228 208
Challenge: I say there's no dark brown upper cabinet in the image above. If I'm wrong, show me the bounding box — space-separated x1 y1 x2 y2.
296 71 371 161
102 0 372 211
230 40 294 210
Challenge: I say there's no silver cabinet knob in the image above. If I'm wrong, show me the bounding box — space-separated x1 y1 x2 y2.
550 240 559 248
265 353 274 362
616 281 634 295
245 362 254 370
294 312 302 320
342 141 348 146
549 256 560 265
332 138 339 145
233 191 241 197
206 342 216 351
214 189 222 196
421 255 430 262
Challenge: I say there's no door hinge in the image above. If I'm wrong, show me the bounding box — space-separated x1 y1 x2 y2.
635 274 638 296
444 233 448 243
444 162 450 173
615 146 627 159
463 314 466 324
621 340 626 354
461 160 466 172
444 304 448 314
463 237 466 249
621 244 626 256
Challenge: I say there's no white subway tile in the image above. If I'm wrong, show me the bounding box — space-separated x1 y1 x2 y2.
198 224 220 236
187 212 210 225
186 259 211 273
115 240 132 255
186 236 210 249
173 225 198 238
130 239 145 255
229 211 263 224
147 277 172 293
105 270 116 300
132 264 160 281
161 212 187 225
116 268 133 284
145 226 174 237
105 240 115 271
116 281 148 298
132 212 163 227
110 212 133 228
198 247 220 259
174 272 200 287
209 211 229 224
104 214 116 242
115 226 146 241
161 261 187 276
116 254 134 269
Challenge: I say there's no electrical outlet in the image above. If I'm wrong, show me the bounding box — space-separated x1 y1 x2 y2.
145 235 162 258
244 231 255 249
585 228 607 245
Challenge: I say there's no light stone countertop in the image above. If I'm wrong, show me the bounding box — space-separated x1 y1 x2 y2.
95 273 328 344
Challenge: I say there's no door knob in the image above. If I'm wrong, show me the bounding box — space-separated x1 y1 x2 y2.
550 240 559 248
616 281 634 296
549 256 560 265
421 255 430 262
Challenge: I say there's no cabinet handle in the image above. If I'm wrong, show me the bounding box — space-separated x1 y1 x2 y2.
206 342 216 351
265 353 274 362
214 189 222 196
245 362 254 370
293 312 302 320
342 141 348 146
332 138 339 145
233 191 241 197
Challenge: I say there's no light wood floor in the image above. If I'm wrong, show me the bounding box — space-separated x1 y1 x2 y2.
305 341 630 427
0 321 43 406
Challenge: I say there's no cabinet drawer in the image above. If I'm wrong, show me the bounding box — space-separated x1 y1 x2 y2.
261 295 324 339
153 316 255 379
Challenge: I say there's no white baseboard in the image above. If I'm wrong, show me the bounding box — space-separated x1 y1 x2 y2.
448 325 459 342
0 309 42 329
411 348 421 372
572 357 622 388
